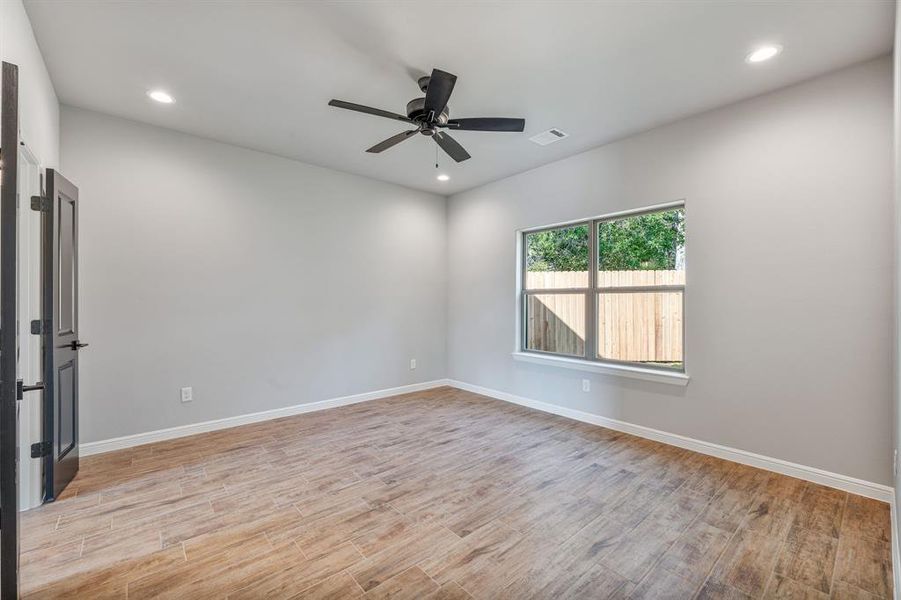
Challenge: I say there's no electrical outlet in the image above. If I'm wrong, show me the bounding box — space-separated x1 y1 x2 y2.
582 379 590 392
180 387 193 403
410 359 416 370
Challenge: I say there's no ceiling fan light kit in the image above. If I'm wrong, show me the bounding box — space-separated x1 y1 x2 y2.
328 68 525 163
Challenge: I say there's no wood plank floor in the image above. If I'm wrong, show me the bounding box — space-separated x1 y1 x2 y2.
20 387 892 599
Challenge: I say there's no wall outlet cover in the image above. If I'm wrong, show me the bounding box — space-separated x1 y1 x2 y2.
180 387 193 403
582 379 590 392
410 359 416 370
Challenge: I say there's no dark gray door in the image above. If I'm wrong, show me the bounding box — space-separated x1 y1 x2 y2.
1 60 21 599
42 169 82 502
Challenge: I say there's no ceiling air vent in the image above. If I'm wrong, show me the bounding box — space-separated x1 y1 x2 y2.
529 128 568 146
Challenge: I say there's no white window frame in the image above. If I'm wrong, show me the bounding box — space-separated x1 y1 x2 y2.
514 200 689 386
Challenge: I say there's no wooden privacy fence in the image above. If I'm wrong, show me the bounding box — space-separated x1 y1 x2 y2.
525 270 684 363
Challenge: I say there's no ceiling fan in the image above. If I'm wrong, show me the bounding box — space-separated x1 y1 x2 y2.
328 68 525 163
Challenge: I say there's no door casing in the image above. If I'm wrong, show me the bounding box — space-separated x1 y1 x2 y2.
17 142 44 511
1 59 21 600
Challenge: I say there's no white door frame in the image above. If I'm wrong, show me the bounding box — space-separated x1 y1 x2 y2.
17 141 43 510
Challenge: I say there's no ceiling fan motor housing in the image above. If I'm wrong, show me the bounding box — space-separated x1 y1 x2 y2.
406 97 449 126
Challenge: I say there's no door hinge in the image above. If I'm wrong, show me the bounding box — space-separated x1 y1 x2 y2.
30 441 51 458
30 319 50 335
30 195 50 212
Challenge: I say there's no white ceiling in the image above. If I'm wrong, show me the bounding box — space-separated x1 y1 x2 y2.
25 0 894 195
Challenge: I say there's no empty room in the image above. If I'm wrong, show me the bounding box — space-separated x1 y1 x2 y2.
1 0 899 598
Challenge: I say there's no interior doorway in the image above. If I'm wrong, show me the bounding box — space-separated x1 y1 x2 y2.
16 142 43 511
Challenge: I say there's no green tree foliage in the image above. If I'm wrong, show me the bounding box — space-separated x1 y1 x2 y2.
526 224 589 272
527 209 684 272
598 209 684 270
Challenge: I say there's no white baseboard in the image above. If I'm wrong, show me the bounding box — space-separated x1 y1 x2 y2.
447 379 894 504
80 379 451 456
81 375 893 506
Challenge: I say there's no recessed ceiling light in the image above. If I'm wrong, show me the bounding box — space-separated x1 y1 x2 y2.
436 174 450 182
745 45 782 64
147 90 175 104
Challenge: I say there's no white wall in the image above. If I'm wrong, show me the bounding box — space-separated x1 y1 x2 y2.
0 0 58 167
61 106 447 443
448 57 893 486
893 0 901 546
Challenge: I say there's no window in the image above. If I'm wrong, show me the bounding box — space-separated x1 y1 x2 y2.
521 203 685 372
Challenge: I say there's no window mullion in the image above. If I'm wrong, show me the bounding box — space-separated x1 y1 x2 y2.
520 231 526 352
585 219 598 361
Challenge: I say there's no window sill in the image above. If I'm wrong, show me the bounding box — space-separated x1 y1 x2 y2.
511 352 690 386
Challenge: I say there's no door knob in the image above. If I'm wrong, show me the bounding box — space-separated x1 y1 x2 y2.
69 340 89 350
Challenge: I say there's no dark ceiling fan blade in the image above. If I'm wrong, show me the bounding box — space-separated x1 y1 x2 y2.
445 117 525 132
423 69 457 117
366 129 419 153
433 131 470 162
328 99 412 123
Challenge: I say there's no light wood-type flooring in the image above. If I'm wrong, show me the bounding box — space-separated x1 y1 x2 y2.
20 387 893 599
